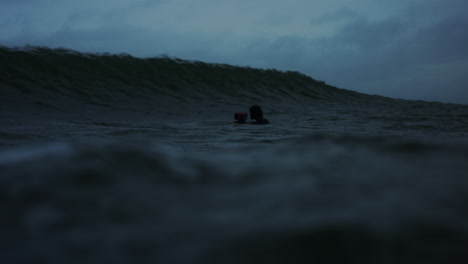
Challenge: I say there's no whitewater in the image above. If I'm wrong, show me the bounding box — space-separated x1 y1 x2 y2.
1 46 468 263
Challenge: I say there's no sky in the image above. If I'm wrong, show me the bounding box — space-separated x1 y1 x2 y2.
1 0 468 104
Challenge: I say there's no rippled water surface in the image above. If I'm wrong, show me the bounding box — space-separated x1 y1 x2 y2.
1 47 468 263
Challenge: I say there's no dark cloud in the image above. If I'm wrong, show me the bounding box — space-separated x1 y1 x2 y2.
229 2 468 103
311 8 361 25
320 4 468 103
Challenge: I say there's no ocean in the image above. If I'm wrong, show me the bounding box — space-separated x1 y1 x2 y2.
1 46 468 263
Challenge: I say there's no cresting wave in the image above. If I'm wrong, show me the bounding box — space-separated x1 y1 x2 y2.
0 46 339 106
2 46 467 143
0 45 454 114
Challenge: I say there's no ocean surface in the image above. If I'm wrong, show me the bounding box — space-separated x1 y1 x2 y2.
1 46 468 263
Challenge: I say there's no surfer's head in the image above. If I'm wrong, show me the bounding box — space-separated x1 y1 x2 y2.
249 105 263 120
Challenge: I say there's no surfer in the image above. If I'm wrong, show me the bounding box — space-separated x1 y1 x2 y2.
249 105 269 124
234 105 269 124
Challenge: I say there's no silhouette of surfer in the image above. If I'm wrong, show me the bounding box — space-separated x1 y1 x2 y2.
249 105 269 124
234 105 269 124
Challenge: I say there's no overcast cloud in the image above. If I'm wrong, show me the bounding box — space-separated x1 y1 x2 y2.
1 0 468 104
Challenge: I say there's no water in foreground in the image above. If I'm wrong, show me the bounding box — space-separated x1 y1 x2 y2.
1 46 468 263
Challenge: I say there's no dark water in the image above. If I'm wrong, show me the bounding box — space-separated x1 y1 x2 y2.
1 46 468 263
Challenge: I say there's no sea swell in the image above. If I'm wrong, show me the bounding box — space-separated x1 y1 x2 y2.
1 136 468 263
0 46 421 114
2 45 468 263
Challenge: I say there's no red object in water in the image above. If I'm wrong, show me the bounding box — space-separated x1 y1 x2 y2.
234 112 248 123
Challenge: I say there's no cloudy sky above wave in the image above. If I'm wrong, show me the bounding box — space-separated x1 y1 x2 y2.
1 0 468 104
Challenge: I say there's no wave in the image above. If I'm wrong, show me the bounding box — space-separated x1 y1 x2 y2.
0 46 414 113
1 136 468 263
2 45 468 263
1 46 468 146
